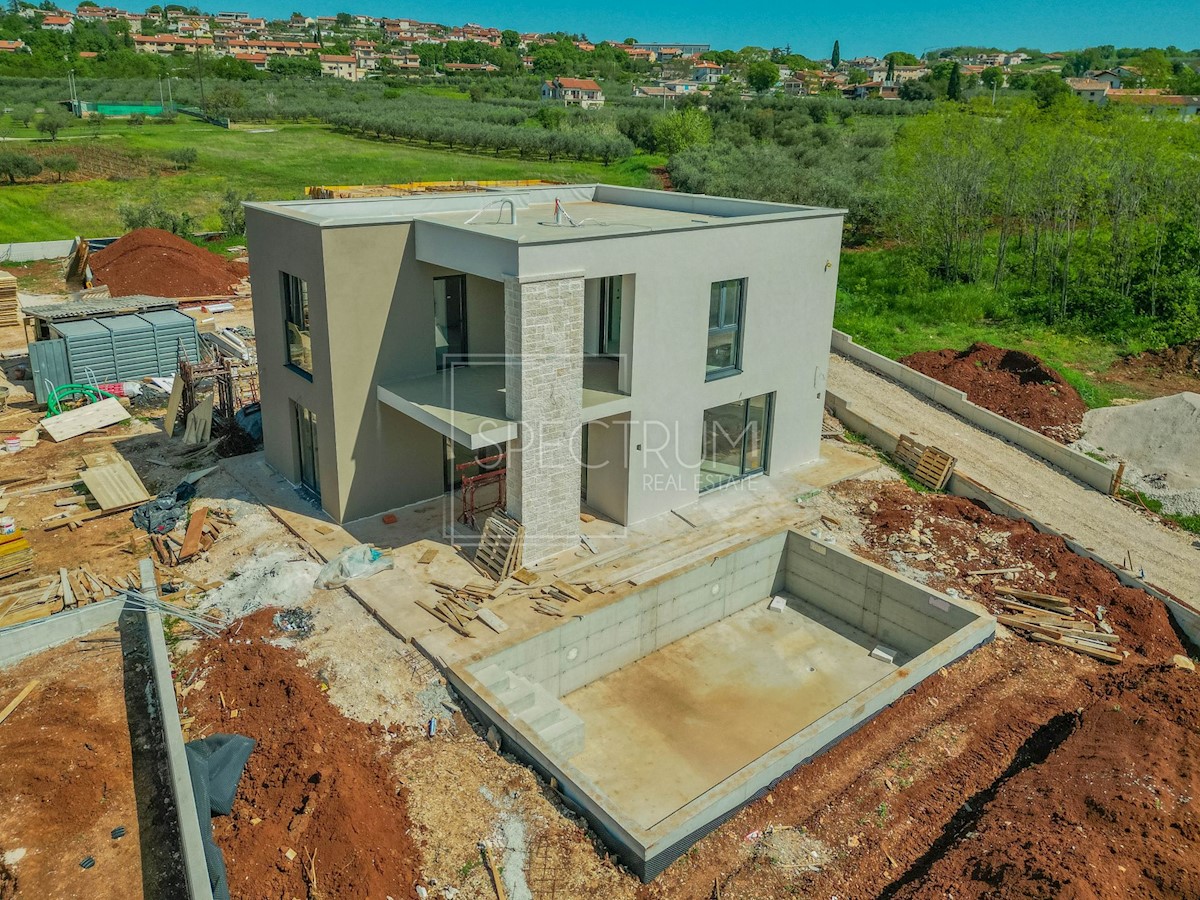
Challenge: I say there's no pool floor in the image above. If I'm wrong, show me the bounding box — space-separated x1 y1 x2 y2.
561 594 897 829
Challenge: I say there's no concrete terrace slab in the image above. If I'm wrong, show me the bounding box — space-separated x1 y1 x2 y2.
562 595 896 830
377 358 629 451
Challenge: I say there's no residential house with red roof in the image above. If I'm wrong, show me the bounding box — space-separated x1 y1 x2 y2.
542 76 605 108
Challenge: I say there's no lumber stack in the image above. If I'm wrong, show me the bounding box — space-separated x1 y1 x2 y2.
0 271 18 328
994 586 1124 663
0 529 34 581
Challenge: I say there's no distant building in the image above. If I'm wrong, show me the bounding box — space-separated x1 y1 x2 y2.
1065 77 1110 105
40 14 74 32
0 39 29 53
630 41 709 58
541 77 605 108
691 60 725 83
320 54 358 81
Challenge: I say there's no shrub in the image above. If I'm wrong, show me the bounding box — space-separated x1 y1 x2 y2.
0 151 42 184
43 154 79 182
165 146 198 169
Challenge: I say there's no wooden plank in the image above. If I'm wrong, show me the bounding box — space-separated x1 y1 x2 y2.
417 547 438 565
80 460 151 512
59 568 74 609
183 394 214 446
178 508 209 561
1029 632 1123 663
0 680 39 726
551 580 586 603
162 375 183 438
44 500 143 531
40 397 130 442
998 588 1075 609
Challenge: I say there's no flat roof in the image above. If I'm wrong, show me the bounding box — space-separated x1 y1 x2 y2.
245 184 845 240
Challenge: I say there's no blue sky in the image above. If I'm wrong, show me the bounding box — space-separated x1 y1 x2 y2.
256 1 1200 57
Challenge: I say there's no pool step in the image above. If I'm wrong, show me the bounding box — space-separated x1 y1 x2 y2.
472 666 585 758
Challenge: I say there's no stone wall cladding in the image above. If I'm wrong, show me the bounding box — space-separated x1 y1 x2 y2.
505 275 585 563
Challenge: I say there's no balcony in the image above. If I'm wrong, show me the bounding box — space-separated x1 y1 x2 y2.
378 357 630 450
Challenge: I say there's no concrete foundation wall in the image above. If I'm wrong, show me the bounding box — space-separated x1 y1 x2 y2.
783 533 976 660
0 238 77 262
470 532 787 697
831 330 1118 493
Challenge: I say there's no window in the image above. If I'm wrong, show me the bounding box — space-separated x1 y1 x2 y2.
282 272 311 375
699 394 772 491
707 278 745 379
599 276 622 356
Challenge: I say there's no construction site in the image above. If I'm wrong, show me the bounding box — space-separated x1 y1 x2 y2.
0 183 1197 900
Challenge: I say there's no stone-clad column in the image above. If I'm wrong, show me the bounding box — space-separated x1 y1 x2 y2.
504 273 584 563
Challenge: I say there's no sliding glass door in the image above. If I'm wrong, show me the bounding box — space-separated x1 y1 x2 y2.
699 394 772 492
434 275 468 370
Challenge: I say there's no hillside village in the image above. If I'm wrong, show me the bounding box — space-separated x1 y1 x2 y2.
1 2 1199 111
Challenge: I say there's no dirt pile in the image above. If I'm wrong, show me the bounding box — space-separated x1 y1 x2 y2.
852 481 1184 661
180 608 421 899
1121 339 1200 377
889 664 1200 900
901 343 1087 442
90 228 248 298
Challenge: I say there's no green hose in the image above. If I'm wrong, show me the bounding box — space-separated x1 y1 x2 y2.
46 384 115 417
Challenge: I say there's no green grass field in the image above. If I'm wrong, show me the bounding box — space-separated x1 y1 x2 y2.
0 117 664 241
833 249 1153 409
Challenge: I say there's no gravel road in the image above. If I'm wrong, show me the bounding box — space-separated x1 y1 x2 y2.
827 353 1200 607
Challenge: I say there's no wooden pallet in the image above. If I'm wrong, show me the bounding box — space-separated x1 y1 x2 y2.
894 434 956 490
473 513 523 581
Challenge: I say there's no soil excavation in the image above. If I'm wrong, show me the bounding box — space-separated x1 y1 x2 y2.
89 228 248 298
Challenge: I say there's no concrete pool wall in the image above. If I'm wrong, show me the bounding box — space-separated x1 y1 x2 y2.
449 528 995 880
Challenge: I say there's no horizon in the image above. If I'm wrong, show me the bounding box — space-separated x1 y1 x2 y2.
235 0 1200 59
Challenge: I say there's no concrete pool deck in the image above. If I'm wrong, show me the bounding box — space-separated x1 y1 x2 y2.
563 594 897 829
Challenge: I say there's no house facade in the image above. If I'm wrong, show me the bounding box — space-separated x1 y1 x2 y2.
541 77 605 107
244 185 844 562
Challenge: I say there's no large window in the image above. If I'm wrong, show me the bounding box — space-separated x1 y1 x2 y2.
699 394 772 491
294 402 319 497
707 278 745 379
282 272 311 375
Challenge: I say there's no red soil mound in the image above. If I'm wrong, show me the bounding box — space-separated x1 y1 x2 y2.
181 609 420 899
90 228 247 298
891 664 1200 900
901 342 1087 443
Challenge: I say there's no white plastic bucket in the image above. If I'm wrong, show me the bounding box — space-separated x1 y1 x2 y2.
3 437 19 453
0 517 15 535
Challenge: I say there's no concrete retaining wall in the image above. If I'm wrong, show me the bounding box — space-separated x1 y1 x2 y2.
136 560 214 900
831 329 1118 493
469 532 787 697
0 597 122 667
0 238 77 262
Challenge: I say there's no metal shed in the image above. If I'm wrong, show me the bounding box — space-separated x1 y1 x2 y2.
29 309 200 405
